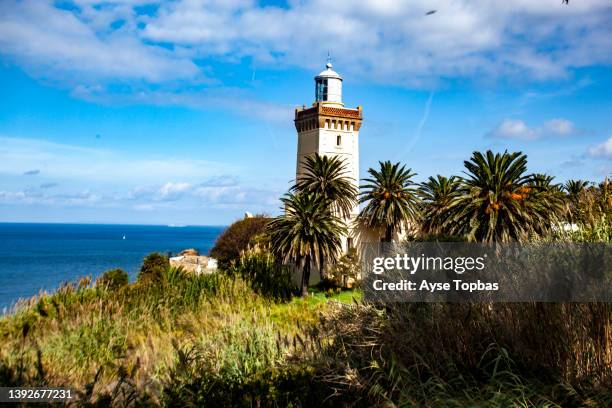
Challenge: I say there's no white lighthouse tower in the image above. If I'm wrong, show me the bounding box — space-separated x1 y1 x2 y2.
294 60 362 253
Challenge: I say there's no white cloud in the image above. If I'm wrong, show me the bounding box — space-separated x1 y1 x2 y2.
157 182 192 201
587 137 612 159
0 1 199 84
0 136 235 185
488 119 537 140
542 118 575 136
142 0 612 86
1 0 611 94
488 118 578 140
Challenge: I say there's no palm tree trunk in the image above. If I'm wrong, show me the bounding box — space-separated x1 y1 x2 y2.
301 253 311 297
318 248 325 281
384 225 393 243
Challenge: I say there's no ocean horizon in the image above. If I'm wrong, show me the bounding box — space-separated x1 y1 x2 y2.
0 223 225 312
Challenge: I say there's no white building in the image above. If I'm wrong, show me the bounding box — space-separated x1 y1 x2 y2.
294 61 362 265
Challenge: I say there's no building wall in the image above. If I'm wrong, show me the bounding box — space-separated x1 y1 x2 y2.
296 113 360 259
296 118 360 219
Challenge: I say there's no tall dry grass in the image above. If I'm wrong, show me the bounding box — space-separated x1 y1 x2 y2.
307 301 611 407
0 268 322 405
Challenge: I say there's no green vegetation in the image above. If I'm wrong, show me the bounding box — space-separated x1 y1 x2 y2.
1 267 608 406
358 160 421 242
268 192 345 296
138 252 170 282
96 268 128 290
0 149 610 406
293 153 358 219
437 151 564 242
210 215 270 269
292 153 359 278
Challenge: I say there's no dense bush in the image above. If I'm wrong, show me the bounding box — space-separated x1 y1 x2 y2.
162 326 328 407
96 268 128 290
137 252 169 282
210 216 270 269
328 248 361 288
230 245 295 300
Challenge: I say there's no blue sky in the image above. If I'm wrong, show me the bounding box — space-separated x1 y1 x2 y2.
1 0 611 225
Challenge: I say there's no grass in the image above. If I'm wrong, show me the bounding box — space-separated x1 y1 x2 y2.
0 268 609 407
0 269 350 405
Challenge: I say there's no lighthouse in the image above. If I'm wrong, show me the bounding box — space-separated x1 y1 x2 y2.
294 61 362 252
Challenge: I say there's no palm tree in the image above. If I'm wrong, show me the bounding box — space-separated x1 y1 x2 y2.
292 153 358 278
563 179 590 223
268 193 345 296
530 173 561 192
293 153 358 219
358 161 420 242
443 150 562 242
563 179 590 202
418 175 461 235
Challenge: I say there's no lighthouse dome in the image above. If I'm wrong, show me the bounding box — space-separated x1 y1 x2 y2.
314 62 343 105
316 62 342 80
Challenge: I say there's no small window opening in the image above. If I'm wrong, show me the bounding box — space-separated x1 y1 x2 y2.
336 135 341 146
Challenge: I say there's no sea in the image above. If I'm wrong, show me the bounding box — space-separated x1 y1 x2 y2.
0 223 225 312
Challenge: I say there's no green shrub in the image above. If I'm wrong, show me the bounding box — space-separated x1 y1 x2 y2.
137 252 169 282
210 216 270 269
231 246 295 300
97 268 128 290
328 248 361 288
162 323 330 407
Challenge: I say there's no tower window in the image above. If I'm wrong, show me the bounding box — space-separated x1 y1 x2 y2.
336 135 341 146
315 78 328 101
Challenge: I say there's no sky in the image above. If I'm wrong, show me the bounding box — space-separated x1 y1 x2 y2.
0 0 611 225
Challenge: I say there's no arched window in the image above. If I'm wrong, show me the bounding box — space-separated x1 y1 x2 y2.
336 135 341 146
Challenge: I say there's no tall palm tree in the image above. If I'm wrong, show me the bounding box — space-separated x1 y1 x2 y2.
528 173 566 235
292 153 358 278
530 173 561 192
268 193 345 296
418 175 461 235
444 150 562 242
358 161 420 242
563 179 590 202
293 153 358 219
563 179 590 223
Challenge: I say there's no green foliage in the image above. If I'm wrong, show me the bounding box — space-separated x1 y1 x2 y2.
563 179 590 201
163 334 326 407
292 153 358 281
555 215 611 242
231 246 295 300
328 248 361 288
358 160 420 242
97 268 128 290
268 192 345 296
440 150 564 242
293 153 358 219
568 178 611 227
138 252 169 282
418 175 462 235
210 215 270 269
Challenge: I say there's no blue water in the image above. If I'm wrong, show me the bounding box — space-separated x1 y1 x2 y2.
0 223 225 311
